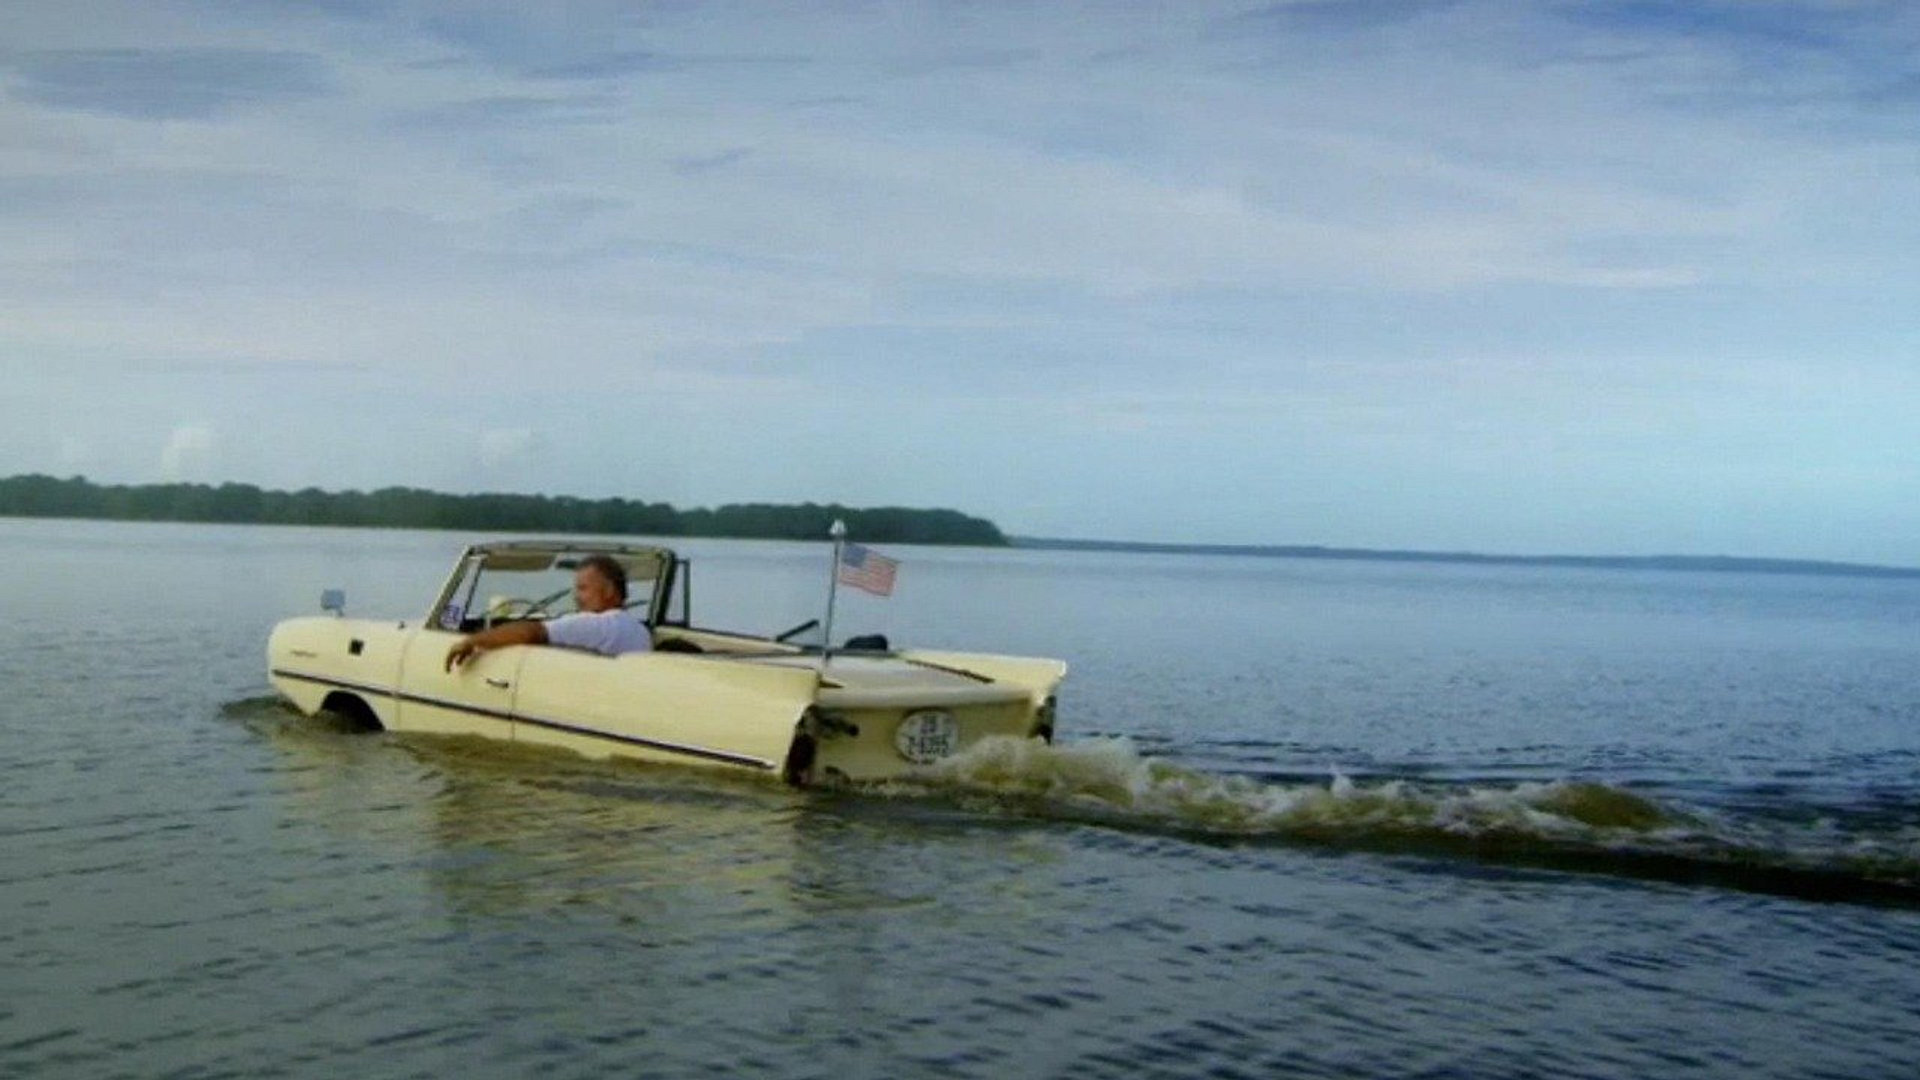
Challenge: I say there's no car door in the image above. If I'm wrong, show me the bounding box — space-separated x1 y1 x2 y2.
394 627 528 739
509 647 811 773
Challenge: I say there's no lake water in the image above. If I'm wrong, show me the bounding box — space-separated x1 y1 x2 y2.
4 518 1918 1079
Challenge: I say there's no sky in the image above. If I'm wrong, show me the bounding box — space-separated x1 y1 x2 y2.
3 1 1918 563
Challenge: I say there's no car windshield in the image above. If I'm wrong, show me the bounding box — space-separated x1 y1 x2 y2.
433 548 667 631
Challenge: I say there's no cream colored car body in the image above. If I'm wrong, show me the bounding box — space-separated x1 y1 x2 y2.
267 541 1064 784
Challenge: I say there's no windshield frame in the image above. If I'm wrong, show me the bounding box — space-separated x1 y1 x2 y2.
426 542 678 631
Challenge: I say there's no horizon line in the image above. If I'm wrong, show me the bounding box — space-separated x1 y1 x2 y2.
1008 536 1920 580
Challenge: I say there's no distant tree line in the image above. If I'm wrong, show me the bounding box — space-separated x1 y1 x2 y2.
0 474 1007 546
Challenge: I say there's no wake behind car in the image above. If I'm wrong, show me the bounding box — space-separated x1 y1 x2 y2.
267 540 1065 784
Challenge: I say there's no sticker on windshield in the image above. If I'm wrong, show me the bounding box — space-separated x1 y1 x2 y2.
439 603 463 629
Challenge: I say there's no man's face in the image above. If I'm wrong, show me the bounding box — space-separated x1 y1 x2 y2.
573 565 621 613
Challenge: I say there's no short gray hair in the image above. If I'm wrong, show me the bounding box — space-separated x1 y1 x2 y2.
577 553 628 602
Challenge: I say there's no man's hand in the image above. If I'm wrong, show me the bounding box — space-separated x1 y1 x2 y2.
444 620 547 672
445 637 481 672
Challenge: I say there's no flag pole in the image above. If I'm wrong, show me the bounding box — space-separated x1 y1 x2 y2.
821 518 846 667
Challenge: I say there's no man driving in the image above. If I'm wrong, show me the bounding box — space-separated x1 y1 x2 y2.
444 553 652 670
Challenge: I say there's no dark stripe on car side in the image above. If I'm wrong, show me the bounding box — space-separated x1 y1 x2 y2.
269 668 777 770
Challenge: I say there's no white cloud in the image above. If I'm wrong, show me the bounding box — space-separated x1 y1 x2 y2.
158 424 217 481
477 427 540 469
55 434 94 472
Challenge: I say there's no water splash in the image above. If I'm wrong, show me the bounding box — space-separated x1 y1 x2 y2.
915 736 1678 836
908 737 1920 907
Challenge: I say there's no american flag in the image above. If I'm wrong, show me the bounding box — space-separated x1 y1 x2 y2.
838 542 899 597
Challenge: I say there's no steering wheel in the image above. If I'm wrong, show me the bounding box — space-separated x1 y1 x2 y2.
484 586 571 628
483 597 541 628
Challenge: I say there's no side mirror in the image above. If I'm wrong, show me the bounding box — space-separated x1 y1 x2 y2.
321 588 346 616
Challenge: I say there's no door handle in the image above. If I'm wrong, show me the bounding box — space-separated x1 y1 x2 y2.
485 678 511 689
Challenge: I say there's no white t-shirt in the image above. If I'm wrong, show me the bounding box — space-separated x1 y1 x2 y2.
543 610 652 656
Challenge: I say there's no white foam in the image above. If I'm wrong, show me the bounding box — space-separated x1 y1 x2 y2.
920 736 1682 840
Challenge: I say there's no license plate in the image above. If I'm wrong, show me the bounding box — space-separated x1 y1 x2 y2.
894 709 959 764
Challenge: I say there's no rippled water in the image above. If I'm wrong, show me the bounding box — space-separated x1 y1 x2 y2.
5 519 1919 1078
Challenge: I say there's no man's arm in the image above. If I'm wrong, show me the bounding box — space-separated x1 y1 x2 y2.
445 620 549 671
